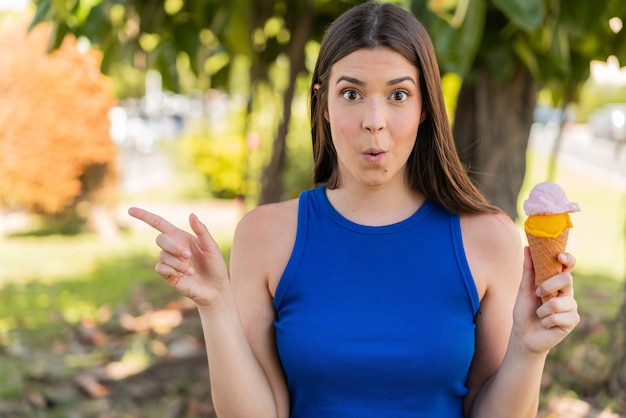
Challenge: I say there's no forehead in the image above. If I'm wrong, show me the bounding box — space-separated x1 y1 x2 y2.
329 47 418 82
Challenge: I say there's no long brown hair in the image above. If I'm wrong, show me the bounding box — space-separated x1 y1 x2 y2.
310 2 498 214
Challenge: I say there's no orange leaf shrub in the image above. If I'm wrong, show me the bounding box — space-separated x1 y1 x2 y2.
0 14 117 216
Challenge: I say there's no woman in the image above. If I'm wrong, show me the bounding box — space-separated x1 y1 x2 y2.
129 2 580 417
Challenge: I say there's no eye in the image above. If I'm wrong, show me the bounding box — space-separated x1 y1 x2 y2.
390 89 410 102
341 88 362 101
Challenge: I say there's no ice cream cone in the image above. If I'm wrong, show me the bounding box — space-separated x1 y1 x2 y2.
523 182 580 302
526 228 569 303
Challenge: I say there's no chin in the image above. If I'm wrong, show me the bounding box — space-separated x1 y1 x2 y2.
358 176 388 188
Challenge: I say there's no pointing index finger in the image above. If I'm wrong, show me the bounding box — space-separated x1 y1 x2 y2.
128 207 178 234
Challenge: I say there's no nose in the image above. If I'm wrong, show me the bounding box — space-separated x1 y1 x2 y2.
362 98 386 133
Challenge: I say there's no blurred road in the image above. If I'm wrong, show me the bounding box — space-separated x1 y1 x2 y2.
118 147 244 237
119 148 173 195
529 123 626 189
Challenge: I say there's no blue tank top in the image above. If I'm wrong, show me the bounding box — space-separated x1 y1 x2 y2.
273 186 480 418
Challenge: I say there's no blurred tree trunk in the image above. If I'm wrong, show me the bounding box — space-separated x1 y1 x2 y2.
258 1 313 204
453 65 540 220
546 85 575 182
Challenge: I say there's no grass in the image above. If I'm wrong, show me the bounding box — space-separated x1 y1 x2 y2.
0 233 161 397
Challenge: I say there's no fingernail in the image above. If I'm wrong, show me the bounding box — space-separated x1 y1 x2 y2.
186 266 195 275
182 249 191 259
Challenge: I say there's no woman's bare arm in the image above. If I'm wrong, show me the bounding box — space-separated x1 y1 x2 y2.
128 207 288 418
462 213 579 418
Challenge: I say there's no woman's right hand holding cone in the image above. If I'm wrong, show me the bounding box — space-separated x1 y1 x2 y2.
128 207 230 308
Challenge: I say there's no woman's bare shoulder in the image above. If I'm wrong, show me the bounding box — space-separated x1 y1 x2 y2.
236 198 299 238
231 198 299 294
460 211 523 298
461 211 521 248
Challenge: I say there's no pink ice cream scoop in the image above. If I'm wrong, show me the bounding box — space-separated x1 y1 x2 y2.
523 182 581 216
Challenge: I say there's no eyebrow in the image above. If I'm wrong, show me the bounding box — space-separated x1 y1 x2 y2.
336 75 416 86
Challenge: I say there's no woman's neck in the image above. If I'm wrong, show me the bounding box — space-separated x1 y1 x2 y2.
324 182 425 226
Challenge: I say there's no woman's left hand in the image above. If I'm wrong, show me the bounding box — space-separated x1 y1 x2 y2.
512 247 580 354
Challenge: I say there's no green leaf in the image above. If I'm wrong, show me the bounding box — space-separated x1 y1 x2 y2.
75 3 115 53
47 21 70 52
512 37 540 79
549 25 570 77
425 0 487 76
173 22 201 75
222 2 253 57
28 0 52 32
204 50 230 76
155 42 181 92
491 0 543 31
426 0 470 28
99 39 117 74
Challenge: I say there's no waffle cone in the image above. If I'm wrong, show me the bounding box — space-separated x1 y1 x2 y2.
526 228 569 303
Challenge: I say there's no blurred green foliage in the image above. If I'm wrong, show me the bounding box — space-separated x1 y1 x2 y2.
181 117 248 199
173 51 316 202
178 91 315 201
283 99 314 199
416 0 626 106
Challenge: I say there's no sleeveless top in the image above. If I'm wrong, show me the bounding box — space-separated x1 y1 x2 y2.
273 186 480 418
